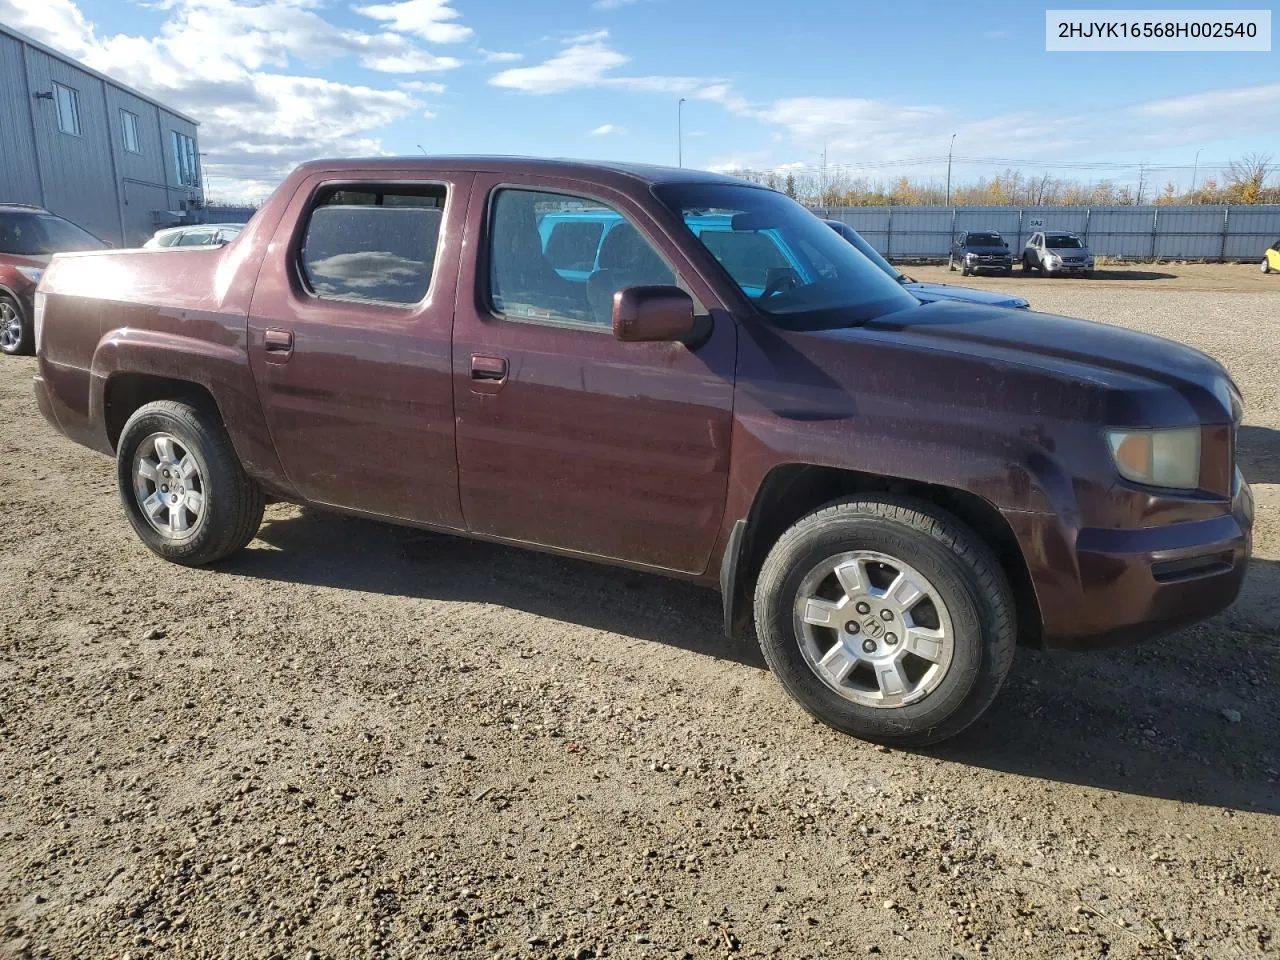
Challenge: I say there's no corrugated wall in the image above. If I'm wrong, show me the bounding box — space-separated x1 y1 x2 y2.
23 45 123 244
822 205 1280 261
1 24 200 246
0 32 43 204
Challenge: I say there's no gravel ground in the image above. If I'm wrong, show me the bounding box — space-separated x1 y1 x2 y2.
1 265 1277 960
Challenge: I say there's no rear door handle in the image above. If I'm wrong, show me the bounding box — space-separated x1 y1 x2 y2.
470 354 508 382
264 328 294 363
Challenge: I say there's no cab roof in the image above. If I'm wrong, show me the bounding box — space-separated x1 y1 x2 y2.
294 156 757 190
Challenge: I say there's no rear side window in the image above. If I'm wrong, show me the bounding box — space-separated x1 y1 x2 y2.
543 220 604 273
177 229 213 247
300 184 446 305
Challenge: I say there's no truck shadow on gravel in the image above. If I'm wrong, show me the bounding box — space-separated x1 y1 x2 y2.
233 509 1279 815
1237 425 1280 485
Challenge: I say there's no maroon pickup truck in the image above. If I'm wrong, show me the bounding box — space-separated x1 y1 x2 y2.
32 157 1254 745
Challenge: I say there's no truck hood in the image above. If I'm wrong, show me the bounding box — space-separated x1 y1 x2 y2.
903 281 1028 309
819 299 1238 425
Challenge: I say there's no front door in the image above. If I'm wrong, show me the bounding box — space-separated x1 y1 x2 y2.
451 174 736 575
248 169 473 528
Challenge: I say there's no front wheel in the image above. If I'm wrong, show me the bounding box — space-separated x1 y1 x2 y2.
1021 256 1033 273
116 399 265 565
753 497 1016 746
1263 259 1272 274
0 294 31 356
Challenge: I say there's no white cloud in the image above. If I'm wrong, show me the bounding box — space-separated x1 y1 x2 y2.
0 0 445 201
589 123 624 135
478 48 523 62
490 29 717 95
353 0 473 44
399 80 447 94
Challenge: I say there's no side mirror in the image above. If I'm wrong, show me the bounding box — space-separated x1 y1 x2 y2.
612 285 697 343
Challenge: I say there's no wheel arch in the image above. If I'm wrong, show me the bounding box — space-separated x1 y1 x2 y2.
721 462 1043 648
103 373 223 451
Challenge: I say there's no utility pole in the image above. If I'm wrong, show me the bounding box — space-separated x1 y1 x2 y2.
1191 147 1203 197
677 98 686 167
946 132 956 207
1136 162 1147 205
821 144 828 209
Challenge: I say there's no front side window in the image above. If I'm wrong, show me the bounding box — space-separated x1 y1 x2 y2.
657 182 917 330
176 229 214 247
121 109 140 153
0 212 104 255
53 83 81 136
300 183 446 305
489 188 675 330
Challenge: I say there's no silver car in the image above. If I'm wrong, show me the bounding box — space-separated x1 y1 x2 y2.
144 223 243 249
1022 231 1094 276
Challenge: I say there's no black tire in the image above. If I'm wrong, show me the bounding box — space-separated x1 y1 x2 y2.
116 399 265 565
753 496 1016 746
1263 259 1272 275
1021 256 1033 274
0 293 31 356
961 264 971 277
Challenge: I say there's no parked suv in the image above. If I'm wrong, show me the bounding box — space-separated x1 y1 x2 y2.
949 231 1013 276
32 158 1253 746
827 220 1028 308
0 203 106 355
1023 231 1094 276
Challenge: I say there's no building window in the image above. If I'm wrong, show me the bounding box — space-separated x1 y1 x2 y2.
121 109 140 153
53 82 81 136
171 131 198 187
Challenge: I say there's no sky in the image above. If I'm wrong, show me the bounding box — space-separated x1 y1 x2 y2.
1 0 1277 202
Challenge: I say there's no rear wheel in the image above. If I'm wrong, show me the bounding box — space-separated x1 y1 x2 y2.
753 497 1016 746
116 400 265 565
0 294 30 356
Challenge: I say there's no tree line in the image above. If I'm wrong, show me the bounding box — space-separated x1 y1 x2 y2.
730 153 1278 207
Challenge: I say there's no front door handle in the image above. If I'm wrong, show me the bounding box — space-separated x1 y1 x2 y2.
470 354 508 382
264 328 294 363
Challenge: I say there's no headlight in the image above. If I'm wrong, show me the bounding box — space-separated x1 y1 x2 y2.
1106 427 1200 489
15 266 44 284
1045 254 1060 265
965 252 976 260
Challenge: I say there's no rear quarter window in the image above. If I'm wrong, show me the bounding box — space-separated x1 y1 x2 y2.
299 184 446 305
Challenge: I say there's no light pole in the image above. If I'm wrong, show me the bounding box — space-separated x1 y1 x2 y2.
945 133 957 207
1190 147 1203 197
677 97 686 167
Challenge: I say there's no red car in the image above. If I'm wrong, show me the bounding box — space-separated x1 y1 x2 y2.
31 158 1254 745
0 203 106 356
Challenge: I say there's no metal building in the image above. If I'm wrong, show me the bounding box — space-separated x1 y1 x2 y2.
0 22 203 247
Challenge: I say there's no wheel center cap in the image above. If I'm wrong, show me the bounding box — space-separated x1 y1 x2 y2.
863 617 885 640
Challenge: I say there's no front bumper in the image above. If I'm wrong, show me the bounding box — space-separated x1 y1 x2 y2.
1044 262 1092 274
1040 478 1254 650
966 258 1012 272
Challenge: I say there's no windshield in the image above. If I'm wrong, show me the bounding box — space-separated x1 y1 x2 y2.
0 212 105 255
965 233 1003 246
656 183 918 329
825 220 903 281
1046 234 1083 249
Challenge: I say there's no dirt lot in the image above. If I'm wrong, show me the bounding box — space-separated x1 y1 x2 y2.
1 264 1277 960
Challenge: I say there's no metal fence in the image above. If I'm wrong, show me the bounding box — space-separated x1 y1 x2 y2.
818 205 1280 261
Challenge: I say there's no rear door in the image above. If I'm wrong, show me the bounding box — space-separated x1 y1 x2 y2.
451 174 736 575
247 168 473 528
